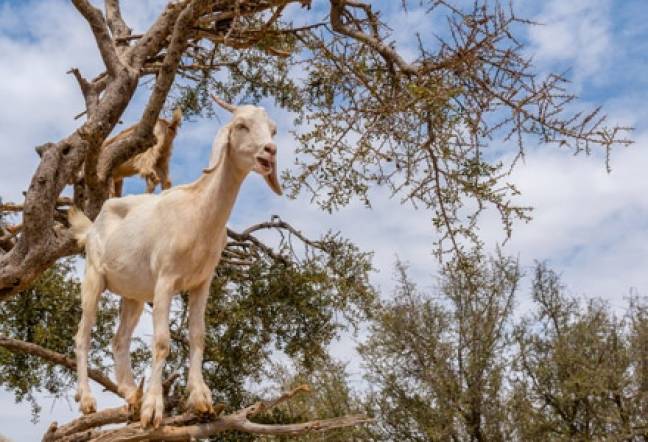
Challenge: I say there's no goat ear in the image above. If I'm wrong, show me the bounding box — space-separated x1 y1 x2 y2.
264 156 283 196
203 125 230 174
211 95 237 113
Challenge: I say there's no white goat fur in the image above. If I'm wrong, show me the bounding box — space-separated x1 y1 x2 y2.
68 99 281 428
108 107 183 197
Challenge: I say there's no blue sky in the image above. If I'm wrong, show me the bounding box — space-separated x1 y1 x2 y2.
1 0 648 439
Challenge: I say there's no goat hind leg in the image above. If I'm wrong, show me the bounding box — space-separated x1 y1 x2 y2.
140 280 174 428
75 265 104 415
186 279 214 414
113 298 144 411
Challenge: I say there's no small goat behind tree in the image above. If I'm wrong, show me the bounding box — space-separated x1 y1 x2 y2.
46 109 183 197
68 96 281 429
108 107 183 196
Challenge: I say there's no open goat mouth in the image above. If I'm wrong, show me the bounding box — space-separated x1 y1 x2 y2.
256 157 272 171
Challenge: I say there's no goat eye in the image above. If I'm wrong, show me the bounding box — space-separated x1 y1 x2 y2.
271 128 277 136
236 123 249 131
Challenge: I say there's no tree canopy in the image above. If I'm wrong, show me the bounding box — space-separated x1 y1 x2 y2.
0 0 630 298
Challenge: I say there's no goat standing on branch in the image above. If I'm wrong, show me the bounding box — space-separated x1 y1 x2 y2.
68 96 281 428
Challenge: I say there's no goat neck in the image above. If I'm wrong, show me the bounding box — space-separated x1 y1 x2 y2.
190 142 244 238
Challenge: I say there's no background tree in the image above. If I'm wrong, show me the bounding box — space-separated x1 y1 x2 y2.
359 252 518 441
510 264 648 441
355 258 648 442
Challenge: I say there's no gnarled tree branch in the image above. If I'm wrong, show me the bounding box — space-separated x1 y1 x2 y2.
43 384 371 441
97 0 199 183
71 0 123 76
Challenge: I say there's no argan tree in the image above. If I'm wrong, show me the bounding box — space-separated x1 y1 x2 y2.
510 264 648 441
0 0 631 439
359 253 518 441
356 258 648 442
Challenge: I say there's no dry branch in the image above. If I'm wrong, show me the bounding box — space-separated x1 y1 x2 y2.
43 407 131 442
330 0 419 76
42 384 371 441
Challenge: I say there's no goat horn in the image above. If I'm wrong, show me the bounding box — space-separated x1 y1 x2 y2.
211 95 237 113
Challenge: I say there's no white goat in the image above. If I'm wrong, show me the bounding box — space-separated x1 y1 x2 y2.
68 97 281 428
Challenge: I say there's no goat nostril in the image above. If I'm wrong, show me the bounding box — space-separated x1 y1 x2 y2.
264 144 276 155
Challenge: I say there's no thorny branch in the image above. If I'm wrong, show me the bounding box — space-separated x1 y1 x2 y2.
285 0 631 257
225 215 327 267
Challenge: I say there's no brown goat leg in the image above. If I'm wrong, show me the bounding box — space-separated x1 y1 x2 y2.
113 178 124 198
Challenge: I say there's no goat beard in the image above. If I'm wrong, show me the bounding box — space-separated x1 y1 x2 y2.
264 159 282 196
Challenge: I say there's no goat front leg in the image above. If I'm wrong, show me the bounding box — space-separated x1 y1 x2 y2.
113 298 144 412
75 265 105 415
140 279 174 428
186 279 214 414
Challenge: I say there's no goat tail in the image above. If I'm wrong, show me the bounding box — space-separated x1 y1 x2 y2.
67 207 92 248
169 107 183 130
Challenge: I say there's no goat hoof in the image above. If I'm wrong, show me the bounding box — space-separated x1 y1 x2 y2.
187 385 213 415
126 391 143 415
212 403 225 416
140 392 164 428
78 394 97 415
123 381 144 414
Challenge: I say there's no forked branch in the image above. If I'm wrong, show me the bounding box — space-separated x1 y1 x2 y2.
71 0 122 76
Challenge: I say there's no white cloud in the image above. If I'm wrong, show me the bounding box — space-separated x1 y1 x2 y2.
476 128 648 309
527 0 612 84
0 1 99 202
